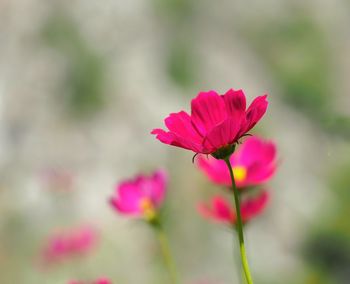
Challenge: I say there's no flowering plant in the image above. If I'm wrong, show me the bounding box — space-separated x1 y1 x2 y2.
152 88 275 284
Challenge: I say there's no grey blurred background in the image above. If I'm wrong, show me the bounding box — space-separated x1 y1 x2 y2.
0 0 350 283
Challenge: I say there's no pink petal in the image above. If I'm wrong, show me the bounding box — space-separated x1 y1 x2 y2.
198 196 235 223
197 155 231 186
235 136 277 186
213 197 235 221
110 182 143 214
69 226 97 254
94 278 112 284
222 89 246 116
165 111 203 143
241 191 269 222
244 95 268 132
151 128 203 153
235 136 265 165
191 91 227 136
150 169 167 206
109 196 141 215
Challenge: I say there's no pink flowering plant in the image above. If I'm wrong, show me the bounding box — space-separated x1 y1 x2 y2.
198 190 269 226
41 225 98 267
152 89 275 284
151 89 267 158
197 136 277 189
38 88 277 284
68 277 112 284
109 169 167 222
109 169 179 284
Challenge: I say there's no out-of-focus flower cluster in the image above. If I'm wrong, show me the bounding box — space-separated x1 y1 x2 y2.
41 225 98 266
37 89 277 282
68 277 112 284
197 136 277 226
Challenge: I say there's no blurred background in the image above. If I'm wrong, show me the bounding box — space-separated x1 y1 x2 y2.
0 0 350 283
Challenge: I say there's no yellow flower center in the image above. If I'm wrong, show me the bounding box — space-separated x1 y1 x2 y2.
139 198 156 221
232 166 247 183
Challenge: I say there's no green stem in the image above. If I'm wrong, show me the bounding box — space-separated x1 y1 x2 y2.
224 158 253 284
153 221 179 284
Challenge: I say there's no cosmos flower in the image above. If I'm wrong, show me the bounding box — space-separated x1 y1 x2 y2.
68 277 112 284
41 225 98 266
152 89 268 158
198 191 269 225
197 136 277 188
110 170 167 221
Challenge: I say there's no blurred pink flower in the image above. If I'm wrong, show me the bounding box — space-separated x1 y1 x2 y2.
110 169 167 221
94 278 112 284
42 225 98 265
197 136 277 188
68 278 111 284
152 89 268 156
198 191 269 225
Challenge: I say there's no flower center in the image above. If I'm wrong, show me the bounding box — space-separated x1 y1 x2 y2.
139 198 156 221
232 166 247 183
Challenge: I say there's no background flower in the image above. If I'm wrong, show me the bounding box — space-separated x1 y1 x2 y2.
198 191 269 225
41 226 98 266
197 136 277 188
110 170 167 220
68 278 111 284
1 1 348 283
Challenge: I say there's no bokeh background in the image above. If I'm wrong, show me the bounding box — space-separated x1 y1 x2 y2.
1 0 350 283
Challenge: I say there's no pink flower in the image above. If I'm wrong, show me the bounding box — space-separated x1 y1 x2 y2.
151 89 268 157
41 226 98 266
94 278 112 284
197 136 277 188
198 191 269 225
110 169 167 221
68 278 112 284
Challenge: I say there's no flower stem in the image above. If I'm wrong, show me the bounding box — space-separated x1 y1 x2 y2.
153 221 179 284
224 158 253 284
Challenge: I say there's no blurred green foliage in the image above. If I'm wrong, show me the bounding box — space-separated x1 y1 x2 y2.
153 0 198 91
242 12 350 138
302 159 350 284
153 0 195 23
166 41 197 89
42 10 106 118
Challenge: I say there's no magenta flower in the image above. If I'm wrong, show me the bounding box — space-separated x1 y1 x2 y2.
110 169 167 221
151 89 268 158
197 136 277 188
93 278 112 284
68 278 111 284
41 226 98 265
198 191 269 225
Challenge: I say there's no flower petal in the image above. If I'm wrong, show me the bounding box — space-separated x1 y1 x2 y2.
151 128 203 152
241 191 269 222
110 182 143 214
197 155 231 186
165 111 203 142
191 91 227 136
198 196 235 223
234 136 277 186
222 89 246 116
203 117 240 150
244 95 268 132
150 169 167 206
